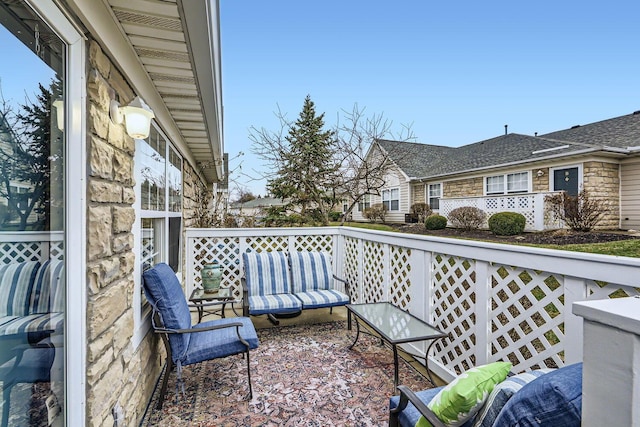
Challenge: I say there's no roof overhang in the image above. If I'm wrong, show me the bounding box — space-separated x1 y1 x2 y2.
65 0 224 184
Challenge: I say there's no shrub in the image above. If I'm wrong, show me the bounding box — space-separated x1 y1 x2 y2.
425 214 448 230
448 206 486 230
328 211 343 222
410 203 432 223
545 189 609 231
363 203 387 223
488 212 526 235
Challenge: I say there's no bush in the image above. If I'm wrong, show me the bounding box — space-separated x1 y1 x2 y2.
448 206 486 230
545 189 608 232
363 203 387 223
410 203 432 223
488 212 526 235
425 214 448 230
328 211 343 222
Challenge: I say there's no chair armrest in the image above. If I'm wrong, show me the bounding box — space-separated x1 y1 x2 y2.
332 274 350 297
153 321 244 335
390 385 446 427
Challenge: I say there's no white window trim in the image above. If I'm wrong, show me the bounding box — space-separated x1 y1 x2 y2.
427 183 443 210
382 187 400 211
484 171 531 195
132 125 183 347
28 1 87 425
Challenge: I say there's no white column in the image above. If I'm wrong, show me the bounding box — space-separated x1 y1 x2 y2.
573 297 640 427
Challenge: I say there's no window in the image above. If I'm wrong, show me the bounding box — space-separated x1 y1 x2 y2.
428 183 442 210
358 194 371 212
486 172 529 195
139 126 183 272
382 188 399 211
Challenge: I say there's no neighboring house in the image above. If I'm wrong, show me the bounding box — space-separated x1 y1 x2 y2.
229 196 288 219
350 111 640 230
1 1 225 425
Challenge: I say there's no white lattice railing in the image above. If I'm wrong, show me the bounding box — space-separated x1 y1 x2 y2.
439 192 562 231
0 231 65 264
184 226 640 382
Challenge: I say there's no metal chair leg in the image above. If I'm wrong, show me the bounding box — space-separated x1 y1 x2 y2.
156 358 173 410
245 350 253 400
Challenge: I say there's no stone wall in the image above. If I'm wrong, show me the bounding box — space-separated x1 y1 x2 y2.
85 40 163 426
532 168 549 192
443 177 483 198
583 161 620 229
411 183 426 204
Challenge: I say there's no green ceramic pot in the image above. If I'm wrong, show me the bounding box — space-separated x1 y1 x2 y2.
201 261 222 293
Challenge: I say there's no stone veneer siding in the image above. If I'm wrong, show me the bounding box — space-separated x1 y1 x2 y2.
532 168 549 193
411 183 426 205
443 177 483 198
85 40 163 426
582 161 620 229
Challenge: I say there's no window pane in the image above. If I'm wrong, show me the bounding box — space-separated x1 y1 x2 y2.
141 218 161 270
0 3 66 424
429 184 441 209
168 146 182 212
486 176 504 194
140 128 166 211
507 172 528 193
168 217 181 271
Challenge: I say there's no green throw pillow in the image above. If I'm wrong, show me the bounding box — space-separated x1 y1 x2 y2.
415 361 512 427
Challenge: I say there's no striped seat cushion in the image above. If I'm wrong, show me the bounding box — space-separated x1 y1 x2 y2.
243 251 291 296
288 251 333 293
248 294 302 315
0 312 64 337
293 289 350 309
0 261 41 317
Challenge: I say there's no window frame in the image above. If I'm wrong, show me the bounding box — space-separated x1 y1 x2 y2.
358 194 371 212
485 172 531 195
382 187 400 211
428 183 443 210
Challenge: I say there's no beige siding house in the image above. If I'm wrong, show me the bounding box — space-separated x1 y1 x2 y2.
352 111 640 230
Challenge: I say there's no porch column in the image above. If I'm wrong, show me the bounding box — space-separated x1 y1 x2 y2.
572 297 640 427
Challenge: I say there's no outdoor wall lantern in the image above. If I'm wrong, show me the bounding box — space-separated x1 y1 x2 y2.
109 96 155 139
536 169 545 177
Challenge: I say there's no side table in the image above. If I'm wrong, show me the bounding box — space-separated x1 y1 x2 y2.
189 288 241 323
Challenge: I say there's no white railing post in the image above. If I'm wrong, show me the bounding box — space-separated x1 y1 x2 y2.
563 276 587 364
534 193 545 231
474 260 491 366
408 248 428 319
573 298 640 427
356 238 365 303
383 243 391 301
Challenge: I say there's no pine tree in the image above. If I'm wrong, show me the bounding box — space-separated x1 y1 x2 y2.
267 95 339 225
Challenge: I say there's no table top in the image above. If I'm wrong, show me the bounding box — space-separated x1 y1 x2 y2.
346 302 446 344
190 288 237 302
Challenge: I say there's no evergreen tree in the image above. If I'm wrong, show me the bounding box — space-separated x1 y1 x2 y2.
267 95 339 224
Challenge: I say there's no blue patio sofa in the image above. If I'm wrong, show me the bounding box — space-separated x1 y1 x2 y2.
389 362 582 427
241 251 350 324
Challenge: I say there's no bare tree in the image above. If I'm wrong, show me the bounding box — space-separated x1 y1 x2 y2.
333 104 415 224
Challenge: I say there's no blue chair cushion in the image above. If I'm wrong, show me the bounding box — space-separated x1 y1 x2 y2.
492 363 582 427
142 263 192 362
183 317 259 365
247 294 302 315
243 252 291 296
289 251 333 293
390 387 442 427
0 261 41 317
294 289 350 309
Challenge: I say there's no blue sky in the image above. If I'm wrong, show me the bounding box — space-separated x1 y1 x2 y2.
221 0 640 196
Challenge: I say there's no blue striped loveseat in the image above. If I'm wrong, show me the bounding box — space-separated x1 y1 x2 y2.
241 251 350 324
0 260 65 342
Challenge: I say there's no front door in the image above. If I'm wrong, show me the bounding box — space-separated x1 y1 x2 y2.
553 167 579 196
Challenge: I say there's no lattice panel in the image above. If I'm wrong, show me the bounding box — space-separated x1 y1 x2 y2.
243 236 289 253
1 242 43 264
292 234 333 253
489 265 565 372
49 242 64 260
362 241 385 303
586 280 640 300
191 237 242 298
431 254 477 374
343 237 361 302
389 246 411 310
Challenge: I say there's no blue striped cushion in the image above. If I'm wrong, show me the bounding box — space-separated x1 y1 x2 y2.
294 289 350 309
0 312 64 336
243 251 291 296
248 294 302 315
0 261 41 317
31 260 65 314
289 251 333 293
473 369 554 427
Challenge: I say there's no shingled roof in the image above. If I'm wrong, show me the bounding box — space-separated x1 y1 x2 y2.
377 111 640 180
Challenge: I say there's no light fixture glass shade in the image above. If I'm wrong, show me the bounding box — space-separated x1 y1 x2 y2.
53 99 64 130
118 96 155 139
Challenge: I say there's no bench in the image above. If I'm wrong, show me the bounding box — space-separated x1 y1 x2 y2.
241 251 350 324
0 260 65 343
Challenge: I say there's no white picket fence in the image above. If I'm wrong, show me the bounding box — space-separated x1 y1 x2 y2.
185 226 640 382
